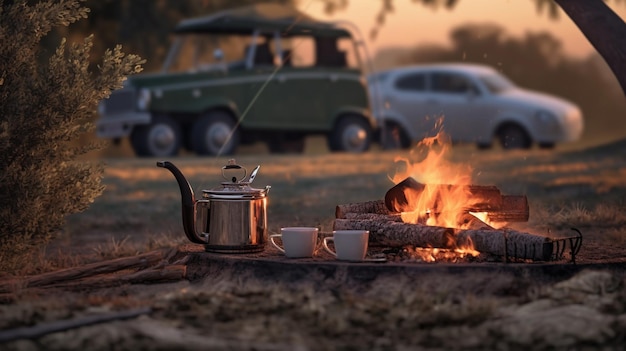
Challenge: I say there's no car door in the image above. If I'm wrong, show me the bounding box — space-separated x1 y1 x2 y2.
430 72 493 142
387 71 438 139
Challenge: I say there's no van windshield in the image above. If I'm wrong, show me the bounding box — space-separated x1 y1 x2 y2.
164 34 251 73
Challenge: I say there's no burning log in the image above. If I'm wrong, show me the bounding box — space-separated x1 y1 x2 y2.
384 177 529 223
333 219 456 248
487 195 529 222
334 217 553 261
458 213 495 230
455 228 552 261
385 177 503 213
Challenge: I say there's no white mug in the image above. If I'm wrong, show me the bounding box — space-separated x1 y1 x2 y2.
323 230 369 261
270 227 319 258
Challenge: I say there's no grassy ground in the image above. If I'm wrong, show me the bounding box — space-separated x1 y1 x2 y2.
2 138 626 349
54 138 626 265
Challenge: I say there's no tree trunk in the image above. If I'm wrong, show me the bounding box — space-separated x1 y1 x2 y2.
555 0 626 96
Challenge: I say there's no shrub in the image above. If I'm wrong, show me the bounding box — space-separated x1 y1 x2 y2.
0 0 145 272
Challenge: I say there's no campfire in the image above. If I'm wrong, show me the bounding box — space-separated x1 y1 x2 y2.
334 131 582 263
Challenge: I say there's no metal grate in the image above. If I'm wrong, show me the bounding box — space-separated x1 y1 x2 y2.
502 228 583 263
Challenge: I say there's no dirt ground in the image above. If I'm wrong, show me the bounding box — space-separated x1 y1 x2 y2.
1 139 626 350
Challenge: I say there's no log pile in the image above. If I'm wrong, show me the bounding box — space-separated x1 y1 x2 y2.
335 180 554 261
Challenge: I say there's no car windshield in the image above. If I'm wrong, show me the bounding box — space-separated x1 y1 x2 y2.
478 72 516 94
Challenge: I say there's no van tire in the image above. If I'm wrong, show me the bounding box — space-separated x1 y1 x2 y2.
191 111 239 156
328 115 372 153
130 114 182 157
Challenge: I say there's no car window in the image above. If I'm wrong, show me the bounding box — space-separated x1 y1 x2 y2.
394 73 426 91
478 73 516 94
432 72 476 94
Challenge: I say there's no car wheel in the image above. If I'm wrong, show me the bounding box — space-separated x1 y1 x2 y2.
328 115 372 153
130 115 182 157
381 123 411 150
268 137 305 154
497 124 531 150
191 111 239 156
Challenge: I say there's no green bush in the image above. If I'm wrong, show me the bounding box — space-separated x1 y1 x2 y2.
0 0 145 272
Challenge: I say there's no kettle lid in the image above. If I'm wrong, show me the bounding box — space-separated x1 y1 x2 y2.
202 159 270 199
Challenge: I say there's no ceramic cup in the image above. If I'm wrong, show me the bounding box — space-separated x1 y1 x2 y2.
270 227 319 258
323 230 369 261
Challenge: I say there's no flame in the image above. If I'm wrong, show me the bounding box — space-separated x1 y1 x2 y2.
391 127 477 229
389 123 499 260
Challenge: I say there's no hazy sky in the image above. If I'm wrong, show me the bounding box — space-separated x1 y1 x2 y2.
299 0 626 58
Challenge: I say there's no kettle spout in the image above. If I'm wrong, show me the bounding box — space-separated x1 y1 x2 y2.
156 161 205 244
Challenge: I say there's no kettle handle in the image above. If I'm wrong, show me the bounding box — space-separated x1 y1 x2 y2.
156 161 206 244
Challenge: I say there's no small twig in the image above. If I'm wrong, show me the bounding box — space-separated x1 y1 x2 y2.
0 307 152 343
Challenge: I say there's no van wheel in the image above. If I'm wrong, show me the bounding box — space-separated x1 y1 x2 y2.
130 115 181 157
328 115 372 153
191 111 239 156
497 124 531 149
268 137 305 154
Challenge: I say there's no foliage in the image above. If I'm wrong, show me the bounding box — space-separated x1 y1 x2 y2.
47 0 299 71
0 0 145 272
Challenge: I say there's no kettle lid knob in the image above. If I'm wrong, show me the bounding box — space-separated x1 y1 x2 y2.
221 159 247 183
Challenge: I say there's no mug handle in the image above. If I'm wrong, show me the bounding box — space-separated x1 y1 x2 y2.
322 237 336 257
269 234 285 253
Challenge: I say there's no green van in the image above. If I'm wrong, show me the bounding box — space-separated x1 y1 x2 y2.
96 4 376 156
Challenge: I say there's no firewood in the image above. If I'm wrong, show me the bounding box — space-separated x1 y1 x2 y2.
385 177 504 213
0 266 187 301
458 213 495 230
486 195 529 222
333 219 455 248
0 249 175 294
335 200 392 219
343 212 403 222
39 265 188 291
455 228 552 261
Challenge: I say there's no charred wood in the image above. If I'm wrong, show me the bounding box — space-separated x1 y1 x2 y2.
385 177 504 213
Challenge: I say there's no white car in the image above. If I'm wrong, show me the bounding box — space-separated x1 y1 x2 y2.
369 63 584 149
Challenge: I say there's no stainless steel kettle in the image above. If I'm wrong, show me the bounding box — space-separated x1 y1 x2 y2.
157 159 270 253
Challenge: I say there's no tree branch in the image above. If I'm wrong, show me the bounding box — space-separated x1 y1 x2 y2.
554 0 626 96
